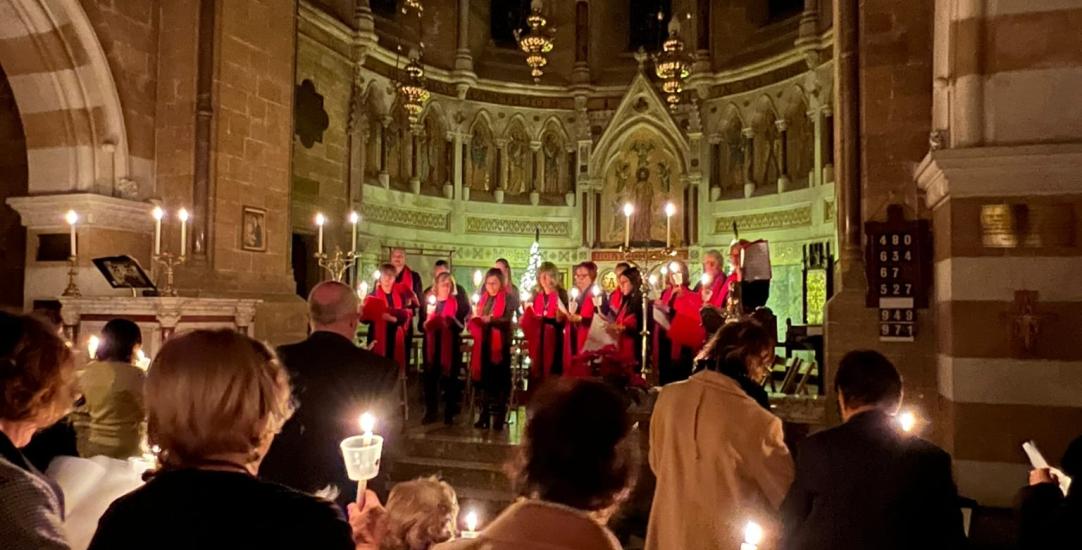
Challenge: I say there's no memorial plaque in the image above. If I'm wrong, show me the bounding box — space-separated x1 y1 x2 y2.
981 203 1076 248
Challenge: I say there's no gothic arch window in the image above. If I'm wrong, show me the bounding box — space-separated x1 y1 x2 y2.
491 0 529 48
629 0 672 52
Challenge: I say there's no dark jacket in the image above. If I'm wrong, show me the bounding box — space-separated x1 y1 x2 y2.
780 409 966 550
259 331 397 508
1016 482 1078 549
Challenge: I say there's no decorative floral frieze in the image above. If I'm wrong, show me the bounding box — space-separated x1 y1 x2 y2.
362 204 448 231
713 205 812 234
465 217 570 237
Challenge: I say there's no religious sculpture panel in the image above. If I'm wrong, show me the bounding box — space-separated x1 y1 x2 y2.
505 120 530 195
420 111 447 189
541 131 566 194
600 128 684 247
468 117 496 191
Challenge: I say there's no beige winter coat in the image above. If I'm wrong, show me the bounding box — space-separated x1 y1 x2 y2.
435 499 622 550
645 370 794 550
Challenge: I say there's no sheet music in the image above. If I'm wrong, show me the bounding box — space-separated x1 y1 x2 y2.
582 316 617 352
741 240 772 281
652 305 671 331
1023 440 1072 496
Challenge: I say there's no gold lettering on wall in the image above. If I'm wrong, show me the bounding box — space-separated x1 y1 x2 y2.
980 204 1075 248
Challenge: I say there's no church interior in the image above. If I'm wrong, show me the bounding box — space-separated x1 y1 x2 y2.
1 0 1080 548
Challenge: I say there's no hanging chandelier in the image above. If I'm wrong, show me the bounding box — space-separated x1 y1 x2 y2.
514 0 555 83
653 13 692 109
397 49 430 126
402 0 422 15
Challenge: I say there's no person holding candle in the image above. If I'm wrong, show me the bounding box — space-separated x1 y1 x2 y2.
76 319 146 459
467 268 517 431
419 260 469 425
606 266 645 373
375 476 460 550
520 262 571 385
420 272 468 426
364 264 416 372
604 262 630 317
646 320 794 550
696 249 740 313
566 262 606 361
779 350 964 550
652 260 703 386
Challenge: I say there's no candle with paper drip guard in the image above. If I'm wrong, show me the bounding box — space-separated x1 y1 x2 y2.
462 510 480 539
340 412 383 504
622 203 634 248
664 201 676 249
700 272 713 301
740 521 764 550
426 294 437 316
357 280 369 300
65 210 79 256
569 287 580 312
591 284 603 308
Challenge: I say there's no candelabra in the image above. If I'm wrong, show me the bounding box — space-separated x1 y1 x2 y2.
315 246 359 282
61 256 81 297
152 252 187 297
620 243 678 376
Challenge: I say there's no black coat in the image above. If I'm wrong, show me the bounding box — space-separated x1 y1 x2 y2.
259 331 397 508
780 410 966 550
1016 482 1079 549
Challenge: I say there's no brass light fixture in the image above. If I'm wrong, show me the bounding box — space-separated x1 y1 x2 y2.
653 13 692 109
397 48 430 126
402 0 422 15
514 0 555 83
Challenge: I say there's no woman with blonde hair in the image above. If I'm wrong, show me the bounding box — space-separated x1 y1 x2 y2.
521 261 571 384
379 477 459 550
0 311 77 549
87 329 355 549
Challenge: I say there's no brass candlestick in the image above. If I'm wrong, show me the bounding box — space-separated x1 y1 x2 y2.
315 246 358 282
152 252 187 297
61 256 81 297
620 243 678 376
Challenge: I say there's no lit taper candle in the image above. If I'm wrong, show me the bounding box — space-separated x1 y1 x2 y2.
622 202 634 248
65 210 78 256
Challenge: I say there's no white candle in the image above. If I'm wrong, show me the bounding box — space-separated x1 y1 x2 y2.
473 269 483 288
349 211 359 253
471 293 480 305
427 294 437 316
741 521 763 550
178 208 190 257
648 274 658 288
372 269 381 281
700 272 712 287
591 284 603 307
359 412 376 446
897 410 917 433
315 213 326 254
664 202 676 248
569 287 580 311
87 335 100 358
622 203 634 248
65 210 78 257
152 206 163 255
358 280 369 300
463 510 480 539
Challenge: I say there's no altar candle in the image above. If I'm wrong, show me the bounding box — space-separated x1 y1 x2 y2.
740 521 764 550
178 209 190 257
359 412 376 446
349 211 359 253
664 202 676 248
152 206 163 255
622 203 634 248
463 510 480 539
315 213 326 254
65 210 78 257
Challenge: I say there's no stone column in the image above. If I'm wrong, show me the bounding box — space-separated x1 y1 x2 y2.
532 141 544 191
378 117 390 188
822 108 834 184
952 0 984 147
808 107 822 187
741 127 755 198
496 139 509 191
454 0 472 72
775 119 790 192
462 138 472 200
451 133 464 199
409 131 421 193
572 0 590 84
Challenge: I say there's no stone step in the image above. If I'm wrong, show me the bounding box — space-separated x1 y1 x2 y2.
391 432 519 465
387 455 514 495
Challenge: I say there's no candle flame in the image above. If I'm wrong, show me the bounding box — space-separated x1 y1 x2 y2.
473 269 483 286
622 203 634 217
570 287 580 300
359 412 376 434
664 202 676 217
349 211 360 224
465 510 479 532
65 210 78 225
591 284 602 297
471 293 480 304
87 335 100 358
427 294 437 305
898 410 917 433
178 208 190 222
358 281 369 297
669 261 680 273
648 274 658 287
700 273 712 286
315 212 326 226
152 206 164 220
372 269 381 280
744 521 764 545
521 291 532 303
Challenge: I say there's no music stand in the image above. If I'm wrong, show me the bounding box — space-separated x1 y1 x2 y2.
92 255 158 297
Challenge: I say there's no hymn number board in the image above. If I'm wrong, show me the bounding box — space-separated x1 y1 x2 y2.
865 205 931 342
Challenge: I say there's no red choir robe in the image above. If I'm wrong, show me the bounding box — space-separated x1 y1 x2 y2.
566 290 601 356
608 288 624 316
362 286 413 371
466 290 508 382
653 284 707 366
697 271 740 309
423 296 461 377
613 295 642 370
520 289 572 380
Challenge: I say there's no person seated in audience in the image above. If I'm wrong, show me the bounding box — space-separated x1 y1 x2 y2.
780 350 965 550
647 320 793 550
374 477 460 550
77 319 146 459
1015 434 1081 549
0 311 78 550
87 329 356 549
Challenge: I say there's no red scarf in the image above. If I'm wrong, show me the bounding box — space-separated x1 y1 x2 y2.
702 272 739 308
654 285 706 361
366 287 410 370
614 298 639 367
394 266 419 303
424 295 459 376
567 288 596 357
467 291 507 381
521 290 571 379
609 288 623 313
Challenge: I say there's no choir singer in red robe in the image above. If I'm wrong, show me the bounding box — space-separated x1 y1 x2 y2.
566 261 606 362
521 262 572 385
695 247 741 313
467 268 518 431
653 259 704 385
606 266 645 373
421 272 468 425
363 263 414 371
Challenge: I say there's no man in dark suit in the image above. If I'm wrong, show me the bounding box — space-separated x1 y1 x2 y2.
259 281 397 509
780 350 965 550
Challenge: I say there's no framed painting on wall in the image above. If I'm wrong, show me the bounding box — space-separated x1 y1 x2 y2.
242 206 267 252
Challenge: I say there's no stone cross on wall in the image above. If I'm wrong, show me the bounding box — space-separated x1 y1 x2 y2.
1002 290 1058 356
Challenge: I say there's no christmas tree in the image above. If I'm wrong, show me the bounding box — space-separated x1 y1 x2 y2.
519 227 542 293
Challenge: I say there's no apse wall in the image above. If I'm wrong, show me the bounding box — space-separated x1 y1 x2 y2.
291 0 836 329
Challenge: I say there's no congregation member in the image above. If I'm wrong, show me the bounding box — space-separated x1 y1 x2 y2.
0 311 76 550
367 477 460 550
1016 434 1081 549
77 319 146 459
261 281 397 509
607 266 645 372
605 262 630 316
436 378 633 550
420 272 469 425
364 263 416 371
566 261 605 358
467 268 517 431
652 260 703 385
521 262 571 383
647 320 793 550
88 330 356 549
780 350 965 550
